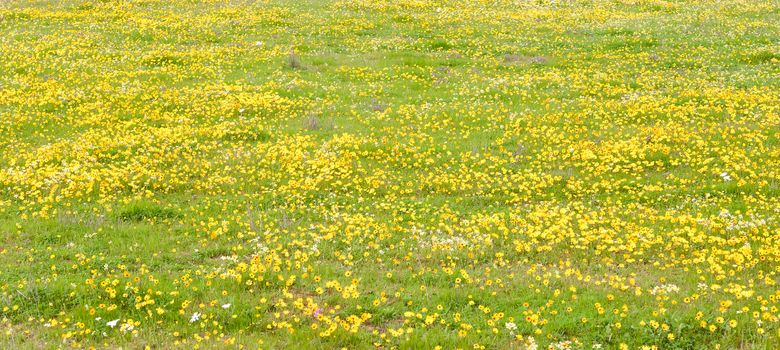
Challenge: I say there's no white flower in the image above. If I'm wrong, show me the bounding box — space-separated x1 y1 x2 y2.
720 172 732 181
190 312 201 323
255 41 263 47
526 336 538 350
504 322 517 332
221 303 231 309
650 283 680 295
107 319 119 328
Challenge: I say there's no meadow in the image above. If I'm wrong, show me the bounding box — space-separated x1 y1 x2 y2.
0 0 779 349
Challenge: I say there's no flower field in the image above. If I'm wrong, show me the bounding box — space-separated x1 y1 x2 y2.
0 0 779 348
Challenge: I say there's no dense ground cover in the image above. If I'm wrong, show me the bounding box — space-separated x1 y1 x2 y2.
1 0 779 348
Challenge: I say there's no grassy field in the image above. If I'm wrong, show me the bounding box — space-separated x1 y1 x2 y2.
1 0 779 348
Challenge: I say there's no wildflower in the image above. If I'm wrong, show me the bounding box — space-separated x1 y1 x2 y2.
525 336 538 350
505 322 517 333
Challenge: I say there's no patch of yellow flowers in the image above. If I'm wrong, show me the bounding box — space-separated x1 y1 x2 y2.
0 0 779 349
